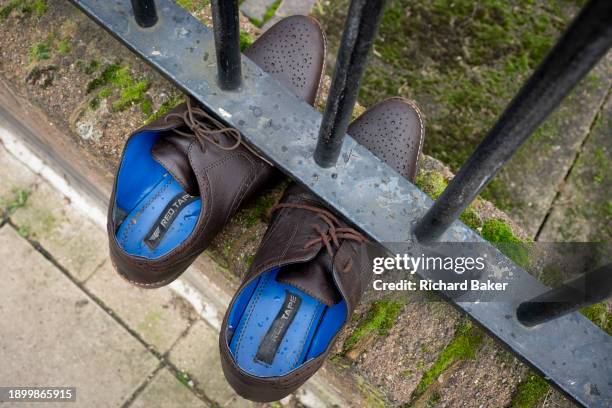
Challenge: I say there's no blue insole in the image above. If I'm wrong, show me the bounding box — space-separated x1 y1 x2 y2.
116 172 201 259
228 268 346 377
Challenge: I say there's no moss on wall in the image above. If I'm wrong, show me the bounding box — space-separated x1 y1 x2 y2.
343 300 404 352
86 63 152 115
509 372 549 408
411 320 484 400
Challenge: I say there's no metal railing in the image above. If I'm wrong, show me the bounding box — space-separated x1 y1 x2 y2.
69 0 612 405
201 0 612 326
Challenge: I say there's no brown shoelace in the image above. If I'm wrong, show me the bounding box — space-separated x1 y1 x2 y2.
165 98 273 165
165 98 242 151
271 203 368 272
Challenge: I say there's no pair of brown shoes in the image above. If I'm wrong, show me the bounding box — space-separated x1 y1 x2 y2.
107 16 424 402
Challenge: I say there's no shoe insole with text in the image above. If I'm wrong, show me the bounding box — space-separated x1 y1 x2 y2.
116 173 201 259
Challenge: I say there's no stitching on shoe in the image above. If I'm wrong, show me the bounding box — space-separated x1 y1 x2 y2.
112 258 182 288
308 16 327 106
253 209 301 275
389 97 425 178
226 155 257 225
292 301 323 368
234 272 269 355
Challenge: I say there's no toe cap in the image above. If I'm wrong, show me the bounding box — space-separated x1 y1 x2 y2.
348 98 425 181
245 15 326 105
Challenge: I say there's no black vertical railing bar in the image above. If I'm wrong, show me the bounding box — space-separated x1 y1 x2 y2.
210 0 242 90
130 0 158 27
517 264 612 327
313 0 387 168
414 0 612 244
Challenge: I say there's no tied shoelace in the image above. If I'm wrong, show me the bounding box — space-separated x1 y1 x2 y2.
270 203 368 273
165 98 272 164
165 97 242 151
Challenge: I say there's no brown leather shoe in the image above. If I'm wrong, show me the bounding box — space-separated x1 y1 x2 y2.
107 16 326 288
219 98 425 402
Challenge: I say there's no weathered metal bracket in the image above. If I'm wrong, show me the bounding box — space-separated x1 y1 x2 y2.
68 0 611 406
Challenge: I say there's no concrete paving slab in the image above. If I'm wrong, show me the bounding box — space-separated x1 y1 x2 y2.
240 0 277 22
538 93 612 242
169 321 253 408
0 144 37 217
495 52 611 238
131 368 209 408
263 0 317 29
0 226 159 408
85 261 196 354
10 180 107 281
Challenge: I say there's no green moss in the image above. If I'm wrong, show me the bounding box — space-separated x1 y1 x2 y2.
5 188 29 214
98 88 112 98
86 64 122 93
175 0 209 12
243 193 277 227
603 200 612 218
28 41 51 62
87 64 151 114
175 371 192 387
412 320 483 399
592 147 609 184
89 88 113 110
240 30 254 52
0 0 21 19
145 94 184 124
262 0 281 23
249 0 282 27
344 300 403 351
245 254 255 268
27 0 46 16
581 303 612 336
316 0 576 175
510 373 549 408
111 79 150 111
139 97 153 116
248 17 263 27
481 218 519 244
415 170 482 229
88 97 100 110
0 0 47 20
316 0 585 213
459 206 482 230
481 218 530 268
415 171 447 200
17 225 30 238
57 39 71 55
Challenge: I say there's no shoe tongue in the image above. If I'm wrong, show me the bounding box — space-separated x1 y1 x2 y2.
151 132 199 196
276 250 342 306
